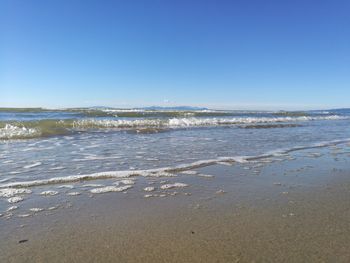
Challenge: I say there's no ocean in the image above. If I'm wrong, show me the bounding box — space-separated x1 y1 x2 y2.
1 107 350 200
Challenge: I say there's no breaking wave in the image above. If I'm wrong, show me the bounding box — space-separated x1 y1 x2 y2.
0 124 40 140
0 115 347 140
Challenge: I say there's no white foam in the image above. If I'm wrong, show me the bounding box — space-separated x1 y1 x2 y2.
7 206 18 211
0 170 176 188
29 208 44 212
0 188 32 198
0 124 39 139
72 115 347 130
66 192 81 196
143 187 155 192
7 196 24 203
24 162 42 169
9 171 26 175
196 173 214 178
90 185 132 194
160 183 188 190
119 179 135 185
40 190 59 196
17 214 31 218
181 170 198 175
50 166 65 170
144 193 176 198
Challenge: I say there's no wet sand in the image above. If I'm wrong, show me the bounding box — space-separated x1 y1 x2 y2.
1 146 350 262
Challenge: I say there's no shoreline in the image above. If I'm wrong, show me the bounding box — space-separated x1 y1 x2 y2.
1 138 349 189
1 145 350 262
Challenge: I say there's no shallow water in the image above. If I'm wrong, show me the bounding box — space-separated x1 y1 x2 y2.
0 108 350 206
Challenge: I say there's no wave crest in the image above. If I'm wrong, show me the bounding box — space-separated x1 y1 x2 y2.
74 115 346 128
0 124 39 140
0 115 346 140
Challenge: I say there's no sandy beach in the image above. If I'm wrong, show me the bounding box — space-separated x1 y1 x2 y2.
1 145 350 262
2 1 349 262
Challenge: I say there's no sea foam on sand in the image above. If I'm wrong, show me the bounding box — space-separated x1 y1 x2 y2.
90 185 132 194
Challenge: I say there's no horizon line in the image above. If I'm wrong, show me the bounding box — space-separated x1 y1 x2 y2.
0 104 349 112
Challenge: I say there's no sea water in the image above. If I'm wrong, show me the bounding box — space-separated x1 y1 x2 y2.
0 108 350 210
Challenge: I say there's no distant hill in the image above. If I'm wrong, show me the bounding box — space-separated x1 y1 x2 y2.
328 108 350 111
83 106 209 111
327 108 350 114
87 106 113 109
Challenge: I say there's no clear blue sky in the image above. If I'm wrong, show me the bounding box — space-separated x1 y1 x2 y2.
1 0 349 110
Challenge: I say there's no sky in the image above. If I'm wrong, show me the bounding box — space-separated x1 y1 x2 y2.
1 0 349 110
